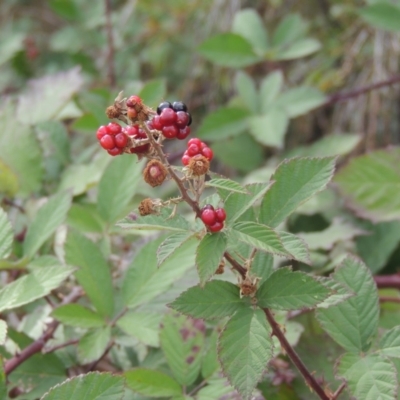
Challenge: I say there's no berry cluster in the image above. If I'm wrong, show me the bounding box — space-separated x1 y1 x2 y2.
182 138 213 166
200 204 226 232
96 122 150 156
151 101 192 140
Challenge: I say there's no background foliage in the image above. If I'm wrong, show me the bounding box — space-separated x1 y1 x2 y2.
1 0 400 399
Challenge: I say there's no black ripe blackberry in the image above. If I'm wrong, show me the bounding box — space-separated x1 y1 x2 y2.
172 101 188 112
187 112 192 126
156 101 172 115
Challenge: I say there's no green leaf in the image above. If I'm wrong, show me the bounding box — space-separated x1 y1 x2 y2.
274 38 321 60
218 308 273 399
157 232 196 267
125 368 182 398
23 190 72 259
201 331 219 379
251 252 274 284
359 3 400 31
275 86 326 118
259 71 284 113
272 14 307 46
51 304 105 328
278 231 311 265
97 155 144 224
285 133 361 158
0 159 18 196
206 178 248 194
197 107 250 141
41 372 125 400
139 79 166 108
357 221 400 274
316 256 379 352
17 67 84 125
212 133 264 173
259 157 336 227
122 237 197 308
0 320 7 345
0 207 13 259
232 8 269 54
334 148 400 222
117 208 190 233
0 265 75 312
65 230 114 317
48 0 80 20
336 353 398 400
0 102 43 195
117 311 162 347
257 267 331 310
230 221 292 257
248 108 289 149
67 203 105 233
316 277 354 309
223 182 272 225
196 233 227 286
169 281 250 320
298 218 366 250
198 33 260 68
160 314 205 386
78 326 111 364
235 71 258 112
380 326 400 358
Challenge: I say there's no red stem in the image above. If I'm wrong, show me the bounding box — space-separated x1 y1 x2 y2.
374 274 400 289
263 308 330 400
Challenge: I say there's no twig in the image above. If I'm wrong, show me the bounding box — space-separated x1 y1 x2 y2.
104 0 116 88
326 74 400 105
43 339 79 354
331 382 346 400
379 296 400 303
263 308 330 400
374 274 400 289
4 287 83 376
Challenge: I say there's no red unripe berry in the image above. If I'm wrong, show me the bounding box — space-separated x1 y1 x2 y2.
127 107 138 119
215 208 226 222
209 221 224 232
162 125 178 139
188 138 202 148
201 209 217 226
152 115 163 130
159 108 177 126
126 95 142 107
202 204 215 211
96 125 108 140
124 125 140 137
187 144 200 157
115 133 128 148
100 135 115 150
202 147 213 161
182 154 190 166
107 147 123 156
177 126 191 140
176 111 190 128
107 122 122 135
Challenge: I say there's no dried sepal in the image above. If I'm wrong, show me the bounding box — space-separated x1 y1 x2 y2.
138 198 162 216
188 155 210 176
143 159 168 187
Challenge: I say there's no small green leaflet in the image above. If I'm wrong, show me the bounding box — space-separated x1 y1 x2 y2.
336 353 398 400
77 326 111 364
125 368 182 398
196 233 227 286
230 221 292 257
117 208 190 233
278 231 311 264
40 372 125 400
169 281 251 320
316 256 379 353
51 304 105 329
379 326 400 359
157 232 196 267
160 314 204 386
0 207 13 259
218 308 273 399
259 157 336 228
315 277 354 309
256 267 331 310
0 265 75 312
205 178 248 194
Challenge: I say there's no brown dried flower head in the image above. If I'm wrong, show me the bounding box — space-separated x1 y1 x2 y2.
215 259 225 275
105 105 121 120
138 198 158 216
188 155 209 176
239 275 260 298
143 159 168 187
